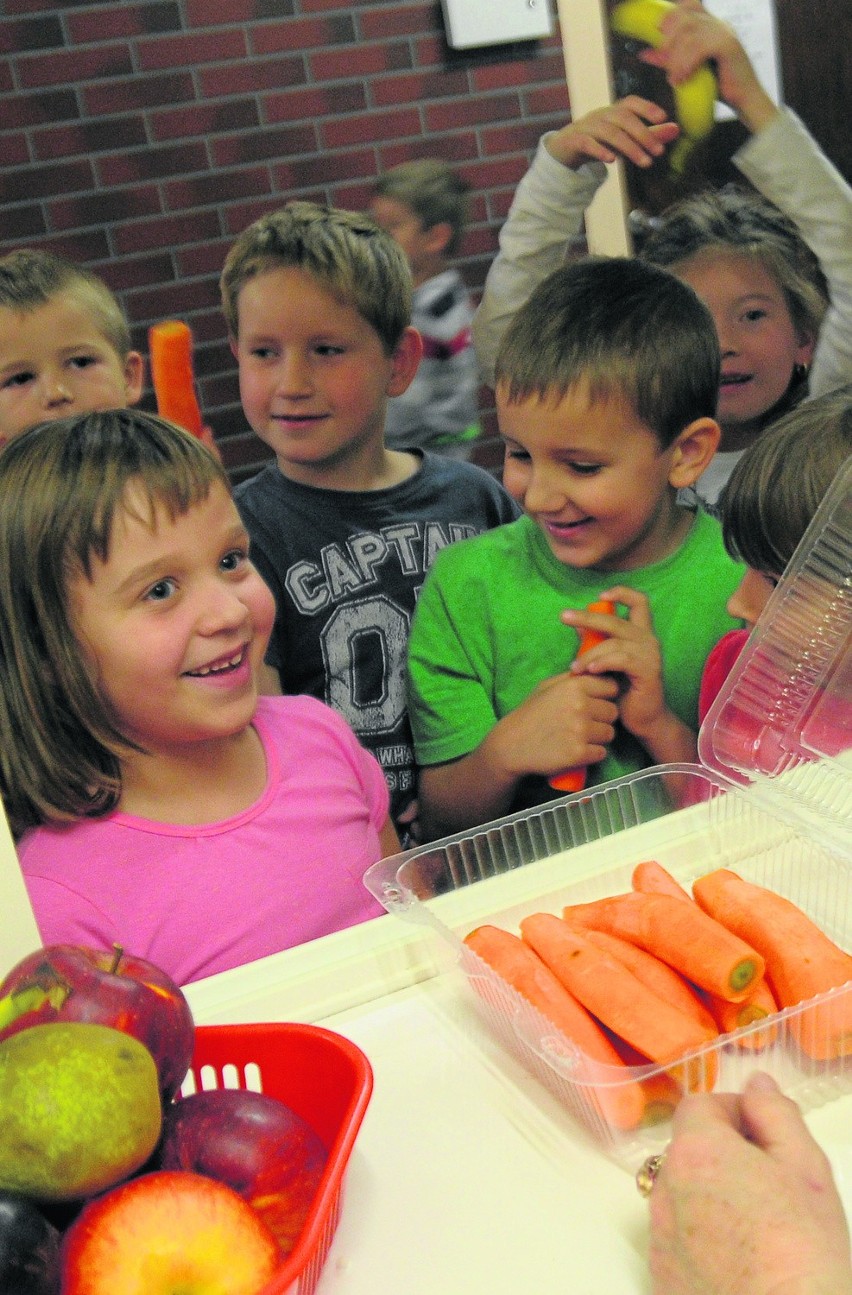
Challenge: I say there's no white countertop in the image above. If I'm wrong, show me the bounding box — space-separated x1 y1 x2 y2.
185 896 852 1294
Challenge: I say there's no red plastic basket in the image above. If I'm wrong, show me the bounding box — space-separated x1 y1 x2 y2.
186 1022 373 1295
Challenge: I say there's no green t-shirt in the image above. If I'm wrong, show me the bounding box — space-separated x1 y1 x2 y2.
408 510 745 803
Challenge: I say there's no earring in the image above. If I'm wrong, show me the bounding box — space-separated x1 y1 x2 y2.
793 362 810 382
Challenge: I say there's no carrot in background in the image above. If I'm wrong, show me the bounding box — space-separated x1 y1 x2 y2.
631 859 690 900
520 913 716 1088
464 925 647 1129
692 869 852 1060
562 890 764 1002
549 599 616 793
149 320 205 439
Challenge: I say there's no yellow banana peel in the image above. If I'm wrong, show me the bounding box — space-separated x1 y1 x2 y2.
610 0 718 172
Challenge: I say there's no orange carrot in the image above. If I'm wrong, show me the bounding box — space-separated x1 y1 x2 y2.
520 913 716 1085
464 925 647 1129
149 320 205 438
549 599 616 793
631 859 690 900
692 869 852 1060
606 1036 682 1126
562 890 764 1002
580 928 718 1036
579 927 719 1090
698 978 779 1052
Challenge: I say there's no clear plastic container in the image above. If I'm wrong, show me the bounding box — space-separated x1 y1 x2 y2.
365 460 852 1168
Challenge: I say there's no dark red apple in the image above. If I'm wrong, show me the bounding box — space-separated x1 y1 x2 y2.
61 1170 279 1295
0 945 194 1101
158 1088 328 1256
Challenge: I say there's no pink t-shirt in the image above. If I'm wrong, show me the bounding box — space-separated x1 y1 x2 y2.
19 695 390 984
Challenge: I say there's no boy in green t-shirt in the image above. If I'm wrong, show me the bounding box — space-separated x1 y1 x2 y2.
407 256 746 840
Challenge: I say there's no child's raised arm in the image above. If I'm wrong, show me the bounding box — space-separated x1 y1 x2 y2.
472 96 677 388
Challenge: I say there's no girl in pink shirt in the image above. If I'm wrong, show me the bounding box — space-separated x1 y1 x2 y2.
1 410 398 984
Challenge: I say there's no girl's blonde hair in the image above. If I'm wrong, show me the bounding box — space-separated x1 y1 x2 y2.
641 187 830 423
0 409 227 837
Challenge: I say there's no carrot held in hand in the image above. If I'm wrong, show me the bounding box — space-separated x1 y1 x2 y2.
562 890 764 1002
464 924 647 1129
520 913 717 1087
149 320 205 439
549 599 616 793
692 868 852 1060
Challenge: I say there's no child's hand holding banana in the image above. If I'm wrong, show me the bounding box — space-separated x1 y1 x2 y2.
610 0 778 171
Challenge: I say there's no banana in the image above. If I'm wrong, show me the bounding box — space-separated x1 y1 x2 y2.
610 0 718 172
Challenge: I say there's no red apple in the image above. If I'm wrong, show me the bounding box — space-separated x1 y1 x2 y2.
0 945 194 1101
61 1170 279 1295
158 1088 328 1256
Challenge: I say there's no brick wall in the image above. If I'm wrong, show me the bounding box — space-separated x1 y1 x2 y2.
1 0 572 480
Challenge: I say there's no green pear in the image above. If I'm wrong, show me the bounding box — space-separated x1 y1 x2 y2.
0 1021 162 1202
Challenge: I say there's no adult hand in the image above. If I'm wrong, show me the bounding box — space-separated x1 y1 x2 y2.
648 1072 852 1295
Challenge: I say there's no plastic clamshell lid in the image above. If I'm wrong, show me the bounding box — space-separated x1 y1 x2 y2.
697 457 852 859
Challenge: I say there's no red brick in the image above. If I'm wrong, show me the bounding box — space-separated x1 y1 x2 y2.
126 275 221 322
17 44 134 90
163 166 273 212
84 71 195 115
424 91 520 132
91 252 176 293
66 4 183 44
264 82 367 124
0 206 48 248
49 185 163 234
0 15 64 53
309 40 412 81
176 240 234 279
113 210 223 257
1 132 30 166
185 0 294 23
97 141 209 187
321 107 421 150
32 117 148 162
139 29 248 71
151 99 260 142
250 13 355 54
471 49 564 92
210 122 316 168
0 158 93 205
360 3 435 38
524 82 570 118
372 67 470 107
19 229 112 264
200 54 307 97
481 121 552 156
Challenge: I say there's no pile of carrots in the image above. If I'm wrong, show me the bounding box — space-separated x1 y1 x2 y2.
464 861 852 1132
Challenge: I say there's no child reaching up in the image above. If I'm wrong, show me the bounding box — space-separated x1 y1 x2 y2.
473 0 851 508
407 256 745 841
699 384 852 721
0 410 399 985
0 249 144 450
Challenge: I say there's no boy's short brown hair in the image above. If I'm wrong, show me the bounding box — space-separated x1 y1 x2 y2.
720 384 852 574
373 159 470 256
0 248 132 359
495 255 720 448
220 200 413 353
